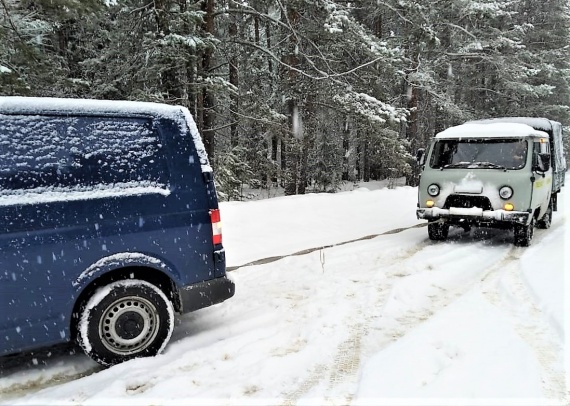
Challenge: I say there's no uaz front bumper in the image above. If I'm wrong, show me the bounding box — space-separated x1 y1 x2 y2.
416 207 531 226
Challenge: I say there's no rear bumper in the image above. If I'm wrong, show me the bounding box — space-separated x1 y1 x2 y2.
416 207 531 226
178 276 235 314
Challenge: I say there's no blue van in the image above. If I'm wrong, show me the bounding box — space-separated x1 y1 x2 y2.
0 97 234 366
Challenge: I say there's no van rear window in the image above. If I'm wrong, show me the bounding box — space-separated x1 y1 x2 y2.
0 115 169 190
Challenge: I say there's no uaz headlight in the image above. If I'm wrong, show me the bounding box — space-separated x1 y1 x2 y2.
427 184 440 197
499 186 513 200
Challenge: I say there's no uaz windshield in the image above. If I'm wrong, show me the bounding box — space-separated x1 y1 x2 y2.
429 139 527 170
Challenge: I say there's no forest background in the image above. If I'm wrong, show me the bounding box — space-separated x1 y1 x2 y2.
1 0 569 200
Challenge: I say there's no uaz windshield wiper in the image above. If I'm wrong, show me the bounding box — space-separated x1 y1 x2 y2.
442 161 507 170
471 162 507 170
442 162 471 169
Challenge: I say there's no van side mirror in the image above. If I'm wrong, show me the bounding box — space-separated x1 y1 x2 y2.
536 153 551 172
416 148 426 166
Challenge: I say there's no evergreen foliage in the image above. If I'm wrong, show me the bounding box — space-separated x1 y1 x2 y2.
1 0 569 198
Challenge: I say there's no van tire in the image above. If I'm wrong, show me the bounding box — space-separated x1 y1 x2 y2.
513 217 535 247
428 222 449 241
536 203 552 229
77 280 174 367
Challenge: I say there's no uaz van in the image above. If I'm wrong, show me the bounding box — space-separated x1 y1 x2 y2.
416 118 566 246
0 97 234 366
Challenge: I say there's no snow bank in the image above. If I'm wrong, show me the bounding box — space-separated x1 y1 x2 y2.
221 185 420 266
520 214 566 341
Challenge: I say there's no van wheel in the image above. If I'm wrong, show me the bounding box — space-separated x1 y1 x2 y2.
77 280 174 367
428 221 449 241
536 204 552 229
513 217 535 247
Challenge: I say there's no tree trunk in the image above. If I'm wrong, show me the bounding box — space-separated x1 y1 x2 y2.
362 140 370 182
229 14 239 147
282 6 302 195
200 0 216 160
153 0 180 101
346 117 358 182
284 99 300 195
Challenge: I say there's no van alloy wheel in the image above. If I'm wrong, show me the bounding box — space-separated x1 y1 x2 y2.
78 280 174 366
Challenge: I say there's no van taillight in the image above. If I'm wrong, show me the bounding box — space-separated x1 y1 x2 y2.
210 209 222 245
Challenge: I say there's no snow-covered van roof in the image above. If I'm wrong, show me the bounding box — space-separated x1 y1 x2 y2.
435 123 549 139
0 96 183 117
467 117 557 132
0 96 212 172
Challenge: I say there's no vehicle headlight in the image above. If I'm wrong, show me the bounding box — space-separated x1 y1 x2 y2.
427 184 440 197
499 186 513 200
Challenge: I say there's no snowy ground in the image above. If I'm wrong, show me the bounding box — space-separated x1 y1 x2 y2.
0 180 567 405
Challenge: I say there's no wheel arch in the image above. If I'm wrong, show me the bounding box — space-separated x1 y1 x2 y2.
70 266 180 341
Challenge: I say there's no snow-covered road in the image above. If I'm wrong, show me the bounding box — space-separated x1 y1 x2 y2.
0 182 567 405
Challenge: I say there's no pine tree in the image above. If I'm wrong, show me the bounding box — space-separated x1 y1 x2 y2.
0 0 104 95
1 0 569 197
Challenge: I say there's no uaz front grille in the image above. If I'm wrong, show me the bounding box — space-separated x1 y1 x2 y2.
444 194 493 211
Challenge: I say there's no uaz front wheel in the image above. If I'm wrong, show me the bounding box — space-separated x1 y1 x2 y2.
514 217 535 247
427 221 449 241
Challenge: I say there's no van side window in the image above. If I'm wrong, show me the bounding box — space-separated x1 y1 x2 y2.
0 115 168 190
80 116 168 186
0 115 72 189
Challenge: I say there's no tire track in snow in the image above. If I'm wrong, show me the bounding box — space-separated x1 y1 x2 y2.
279 223 565 405
279 237 437 405
369 241 514 350
0 365 101 403
279 228 521 405
0 225 427 403
481 225 567 402
0 343 102 403
2 223 562 403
